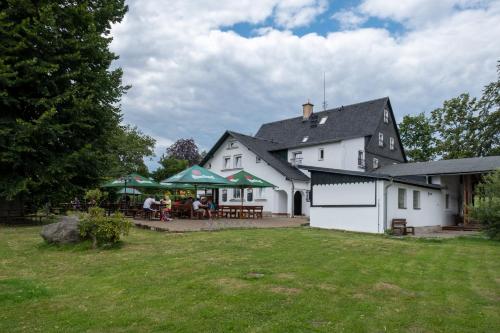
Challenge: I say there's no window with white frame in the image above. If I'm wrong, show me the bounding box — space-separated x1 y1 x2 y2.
223 156 231 169
384 108 389 123
373 158 379 169
256 156 261 163
378 132 384 147
413 190 421 209
358 150 365 168
319 116 328 125
306 190 311 202
398 188 407 209
292 151 303 165
318 148 324 161
389 137 395 150
222 189 227 202
234 155 242 168
247 189 253 202
233 188 241 199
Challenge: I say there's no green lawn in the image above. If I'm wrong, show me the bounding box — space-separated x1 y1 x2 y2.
0 226 499 333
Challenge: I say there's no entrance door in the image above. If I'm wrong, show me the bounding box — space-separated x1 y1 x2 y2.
294 191 302 216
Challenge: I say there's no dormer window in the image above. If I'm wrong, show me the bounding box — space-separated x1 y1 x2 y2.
373 158 379 169
389 137 395 150
302 136 309 143
378 133 384 147
384 108 389 123
319 116 328 125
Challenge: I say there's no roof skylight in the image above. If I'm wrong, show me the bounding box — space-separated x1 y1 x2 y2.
319 116 328 125
302 136 309 143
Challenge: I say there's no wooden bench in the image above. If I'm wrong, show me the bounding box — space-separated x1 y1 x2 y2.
391 218 415 235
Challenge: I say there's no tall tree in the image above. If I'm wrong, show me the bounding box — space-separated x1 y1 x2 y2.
431 93 480 159
399 113 436 162
151 157 188 182
165 138 201 166
0 1 128 203
106 125 156 178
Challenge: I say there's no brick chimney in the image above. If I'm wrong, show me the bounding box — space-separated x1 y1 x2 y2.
302 100 314 120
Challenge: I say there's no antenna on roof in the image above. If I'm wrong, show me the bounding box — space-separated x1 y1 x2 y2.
322 72 327 111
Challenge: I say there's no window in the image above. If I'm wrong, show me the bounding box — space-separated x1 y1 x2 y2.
378 132 384 147
413 190 421 209
373 158 379 169
319 116 328 125
445 193 450 209
233 188 241 199
223 156 231 169
247 189 253 202
291 151 303 165
206 163 211 169
222 189 227 202
389 137 395 150
302 136 309 143
306 190 311 202
358 150 365 168
227 141 238 149
398 188 407 209
256 156 261 163
234 155 242 168
318 148 324 161
384 108 389 123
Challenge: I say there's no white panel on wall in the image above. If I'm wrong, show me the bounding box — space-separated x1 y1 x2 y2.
313 182 375 206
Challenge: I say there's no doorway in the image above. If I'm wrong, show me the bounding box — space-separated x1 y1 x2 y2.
294 191 302 216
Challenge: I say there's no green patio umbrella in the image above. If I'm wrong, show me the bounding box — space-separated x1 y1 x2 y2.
117 188 142 195
101 173 162 189
161 165 231 187
224 170 275 218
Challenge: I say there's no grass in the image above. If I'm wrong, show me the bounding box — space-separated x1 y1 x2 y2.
0 225 499 333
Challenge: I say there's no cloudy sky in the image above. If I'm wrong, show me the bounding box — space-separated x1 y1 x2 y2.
110 0 500 170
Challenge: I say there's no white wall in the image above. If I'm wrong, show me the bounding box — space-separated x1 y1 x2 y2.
288 137 365 172
313 182 376 206
386 182 444 227
203 136 294 215
310 181 384 233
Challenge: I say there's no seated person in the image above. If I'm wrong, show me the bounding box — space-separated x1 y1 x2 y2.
143 196 159 217
160 195 173 222
207 198 217 214
192 197 209 219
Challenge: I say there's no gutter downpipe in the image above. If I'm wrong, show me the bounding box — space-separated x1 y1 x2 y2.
291 178 295 218
383 177 394 232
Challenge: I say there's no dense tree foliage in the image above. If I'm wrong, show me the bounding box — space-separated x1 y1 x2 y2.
399 62 500 161
0 1 128 203
165 138 201 166
152 157 188 182
469 170 500 240
399 112 436 162
106 125 155 178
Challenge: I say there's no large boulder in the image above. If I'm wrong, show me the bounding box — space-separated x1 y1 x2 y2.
41 215 81 244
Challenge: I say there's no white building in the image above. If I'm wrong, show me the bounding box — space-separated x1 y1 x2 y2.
201 97 500 233
201 97 405 217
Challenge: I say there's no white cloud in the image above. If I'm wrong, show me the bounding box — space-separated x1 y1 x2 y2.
112 0 500 170
331 9 368 30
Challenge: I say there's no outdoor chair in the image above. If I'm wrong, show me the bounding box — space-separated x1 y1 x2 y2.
391 218 415 235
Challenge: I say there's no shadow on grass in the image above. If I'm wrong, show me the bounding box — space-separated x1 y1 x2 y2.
37 240 126 252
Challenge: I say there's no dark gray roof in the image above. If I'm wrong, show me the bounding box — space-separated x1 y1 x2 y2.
255 97 389 150
200 131 310 181
375 156 500 176
300 165 442 189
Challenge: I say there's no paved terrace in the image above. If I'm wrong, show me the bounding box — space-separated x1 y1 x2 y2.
133 216 309 232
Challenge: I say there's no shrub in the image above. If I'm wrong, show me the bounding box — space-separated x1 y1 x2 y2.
469 169 500 240
84 188 106 206
79 207 132 248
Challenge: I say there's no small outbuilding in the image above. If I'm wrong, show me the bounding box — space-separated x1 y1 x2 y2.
303 156 500 234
